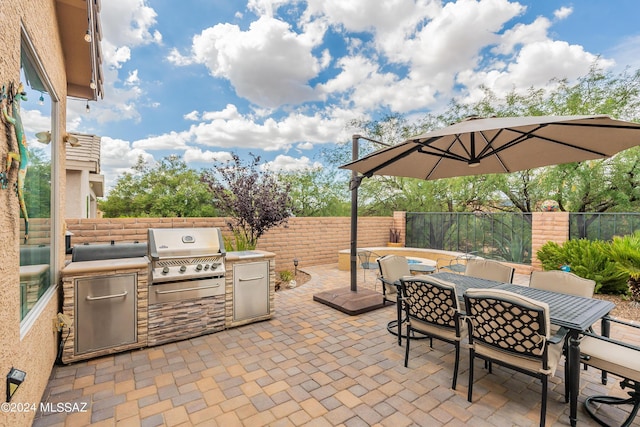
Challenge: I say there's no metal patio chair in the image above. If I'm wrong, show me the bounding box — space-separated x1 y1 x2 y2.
357 250 381 283
464 288 567 427
399 276 466 390
580 317 640 427
378 255 420 346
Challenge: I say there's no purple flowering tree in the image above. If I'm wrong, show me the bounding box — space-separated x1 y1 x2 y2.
202 153 294 250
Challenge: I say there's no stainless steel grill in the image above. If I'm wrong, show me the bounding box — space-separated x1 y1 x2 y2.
148 228 226 284
147 227 227 346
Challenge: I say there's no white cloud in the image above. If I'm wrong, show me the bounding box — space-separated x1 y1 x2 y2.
99 0 161 47
125 70 140 86
183 148 234 164
100 136 156 191
297 142 314 150
554 6 573 20
263 154 323 172
188 107 357 151
170 16 325 108
184 110 200 121
131 131 191 151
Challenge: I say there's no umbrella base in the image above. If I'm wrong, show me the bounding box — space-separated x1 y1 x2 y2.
313 288 385 315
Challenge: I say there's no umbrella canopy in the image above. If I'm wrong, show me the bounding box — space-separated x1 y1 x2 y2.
340 115 640 180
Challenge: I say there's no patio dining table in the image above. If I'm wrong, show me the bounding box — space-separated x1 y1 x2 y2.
430 272 615 427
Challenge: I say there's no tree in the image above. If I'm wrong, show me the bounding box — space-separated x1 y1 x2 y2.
319 64 640 223
446 64 640 214
277 167 349 216
201 154 294 249
24 147 51 218
99 155 215 217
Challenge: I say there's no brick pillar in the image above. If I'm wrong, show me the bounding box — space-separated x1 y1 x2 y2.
531 211 569 271
392 211 406 246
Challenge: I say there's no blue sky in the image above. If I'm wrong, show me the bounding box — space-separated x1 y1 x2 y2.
44 0 640 191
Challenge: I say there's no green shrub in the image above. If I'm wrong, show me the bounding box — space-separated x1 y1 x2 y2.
224 229 255 251
606 231 640 280
537 239 628 294
279 270 294 282
536 241 566 271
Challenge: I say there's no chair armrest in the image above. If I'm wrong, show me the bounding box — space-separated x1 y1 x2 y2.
548 327 569 345
602 315 640 330
379 277 400 288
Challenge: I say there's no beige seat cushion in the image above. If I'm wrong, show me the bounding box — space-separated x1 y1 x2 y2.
529 270 595 298
465 259 514 283
378 255 411 297
581 336 640 383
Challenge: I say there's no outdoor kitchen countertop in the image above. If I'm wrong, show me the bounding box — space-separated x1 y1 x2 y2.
62 256 150 275
226 250 274 261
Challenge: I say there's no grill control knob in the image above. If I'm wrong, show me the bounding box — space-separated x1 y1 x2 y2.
212 263 220 269
196 264 203 271
204 264 210 270
179 266 187 273
162 267 170 274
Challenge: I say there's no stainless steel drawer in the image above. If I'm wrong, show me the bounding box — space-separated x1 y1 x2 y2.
149 277 225 305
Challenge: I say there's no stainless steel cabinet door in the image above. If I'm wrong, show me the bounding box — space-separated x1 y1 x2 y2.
233 261 269 321
75 273 137 354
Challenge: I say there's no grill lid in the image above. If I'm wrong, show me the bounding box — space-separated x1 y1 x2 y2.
148 228 225 260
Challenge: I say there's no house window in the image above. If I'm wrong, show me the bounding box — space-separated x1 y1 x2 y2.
17 33 56 321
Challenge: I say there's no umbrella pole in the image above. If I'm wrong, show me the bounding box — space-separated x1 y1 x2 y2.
312 134 386 315
350 135 359 292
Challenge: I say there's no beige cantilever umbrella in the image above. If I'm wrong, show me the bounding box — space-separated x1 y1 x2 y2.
340 115 640 180
327 115 640 313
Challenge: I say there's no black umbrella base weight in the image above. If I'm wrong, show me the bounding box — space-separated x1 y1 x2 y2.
313 288 385 315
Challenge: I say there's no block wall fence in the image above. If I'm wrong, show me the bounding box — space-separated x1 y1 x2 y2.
65 211 569 273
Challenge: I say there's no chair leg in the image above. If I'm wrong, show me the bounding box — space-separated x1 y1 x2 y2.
564 357 569 403
404 324 411 368
467 350 475 402
396 300 402 346
452 342 460 390
540 375 548 427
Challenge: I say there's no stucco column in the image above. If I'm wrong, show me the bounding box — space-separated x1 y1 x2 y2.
531 211 570 271
392 211 406 246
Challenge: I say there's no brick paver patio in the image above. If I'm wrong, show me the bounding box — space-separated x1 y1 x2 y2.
33 264 640 426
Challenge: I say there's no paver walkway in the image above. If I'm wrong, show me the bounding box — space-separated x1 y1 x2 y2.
33 265 640 426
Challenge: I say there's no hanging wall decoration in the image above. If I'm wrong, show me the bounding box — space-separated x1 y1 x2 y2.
2 82 33 243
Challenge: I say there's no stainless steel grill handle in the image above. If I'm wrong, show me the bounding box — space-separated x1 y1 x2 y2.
155 284 221 295
86 290 128 301
238 276 264 282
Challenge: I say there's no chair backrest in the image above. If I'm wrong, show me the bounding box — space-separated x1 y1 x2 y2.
357 250 378 268
400 276 461 331
464 288 550 362
377 255 411 295
465 258 515 283
529 270 595 298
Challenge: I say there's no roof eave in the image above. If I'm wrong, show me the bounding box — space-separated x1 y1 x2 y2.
55 0 103 101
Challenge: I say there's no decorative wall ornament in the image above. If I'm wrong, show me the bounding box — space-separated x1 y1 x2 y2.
1 82 49 243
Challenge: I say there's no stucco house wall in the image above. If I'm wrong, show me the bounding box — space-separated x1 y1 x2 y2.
0 1 96 425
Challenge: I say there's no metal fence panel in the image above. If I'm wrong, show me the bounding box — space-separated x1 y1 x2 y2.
406 212 532 263
569 213 640 241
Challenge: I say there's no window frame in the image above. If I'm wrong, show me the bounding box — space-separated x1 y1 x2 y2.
19 25 61 338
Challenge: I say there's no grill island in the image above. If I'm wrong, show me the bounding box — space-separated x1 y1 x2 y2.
147 228 227 346
60 227 275 363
